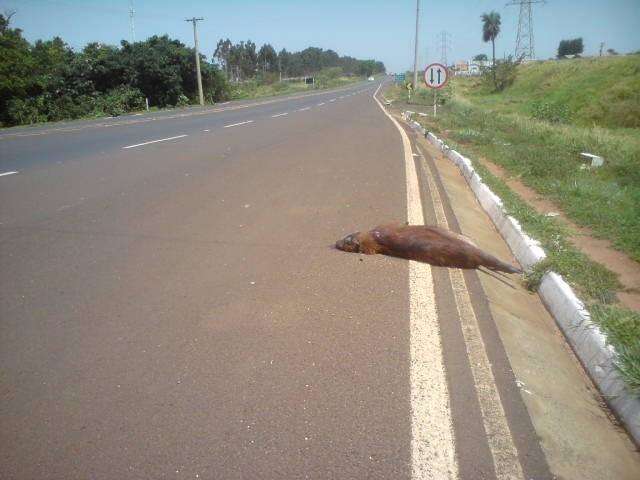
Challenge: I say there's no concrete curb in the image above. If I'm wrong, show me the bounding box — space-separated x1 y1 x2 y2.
401 111 640 445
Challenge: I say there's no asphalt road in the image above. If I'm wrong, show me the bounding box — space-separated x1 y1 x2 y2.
0 80 561 479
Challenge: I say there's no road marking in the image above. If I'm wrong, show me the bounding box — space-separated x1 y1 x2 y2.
223 120 254 128
203 129 210 132
329 98 337 102
271 112 288 118
0 171 18 177
317 102 325 106
373 83 458 479
297 107 311 112
122 134 188 149
418 146 524 480
0 84 366 139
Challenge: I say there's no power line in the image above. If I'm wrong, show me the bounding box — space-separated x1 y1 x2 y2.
185 17 205 106
506 0 546 61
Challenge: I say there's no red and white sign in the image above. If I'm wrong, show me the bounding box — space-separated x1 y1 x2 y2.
424 63 449 89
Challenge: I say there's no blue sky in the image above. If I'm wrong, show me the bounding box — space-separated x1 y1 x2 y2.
3 0 640 72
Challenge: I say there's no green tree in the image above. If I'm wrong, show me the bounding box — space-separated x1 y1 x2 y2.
0 13 38 125
481 11 501 84
257 43 277 73
213 38 232 78
277 48 290 77
473 53 488 61
557 38 584 58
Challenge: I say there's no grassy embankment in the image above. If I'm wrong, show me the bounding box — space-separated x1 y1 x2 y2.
388 55 640 392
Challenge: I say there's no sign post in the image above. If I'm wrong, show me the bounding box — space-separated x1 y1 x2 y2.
423 63 449 117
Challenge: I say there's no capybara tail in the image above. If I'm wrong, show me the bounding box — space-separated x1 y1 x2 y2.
480 252 522 274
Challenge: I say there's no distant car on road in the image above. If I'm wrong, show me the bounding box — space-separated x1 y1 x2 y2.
368 76 375 81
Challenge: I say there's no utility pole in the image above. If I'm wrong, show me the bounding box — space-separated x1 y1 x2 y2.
412 0 421 90
128 0 136 43
599 42 605 57
506 0 545 61
186 17 205 106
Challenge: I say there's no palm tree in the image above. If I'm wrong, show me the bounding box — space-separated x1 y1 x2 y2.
481 11 501 84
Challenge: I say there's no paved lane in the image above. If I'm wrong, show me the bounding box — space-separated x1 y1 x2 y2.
1 83 415 479
0 82 374 172
4 80 632 479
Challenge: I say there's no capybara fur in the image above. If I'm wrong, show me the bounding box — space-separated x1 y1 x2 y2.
335 224 522 274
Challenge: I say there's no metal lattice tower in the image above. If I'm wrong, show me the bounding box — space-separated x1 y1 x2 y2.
437 31 452 66
129 0 136 42
506 0 545 61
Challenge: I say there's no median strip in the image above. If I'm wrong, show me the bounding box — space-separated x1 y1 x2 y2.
123 134 188 149
223 120 254 128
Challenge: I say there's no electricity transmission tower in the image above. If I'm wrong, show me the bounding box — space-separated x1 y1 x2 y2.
506 0 545 61
128 0 135 42
185 17 205 106
437 31 452 66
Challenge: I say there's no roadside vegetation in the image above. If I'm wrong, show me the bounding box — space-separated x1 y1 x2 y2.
386 53 640 392
0 13 384 127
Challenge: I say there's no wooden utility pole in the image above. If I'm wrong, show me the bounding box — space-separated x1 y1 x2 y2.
185 17 204 106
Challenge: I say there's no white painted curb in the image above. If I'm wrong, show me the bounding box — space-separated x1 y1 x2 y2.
402 112 640 445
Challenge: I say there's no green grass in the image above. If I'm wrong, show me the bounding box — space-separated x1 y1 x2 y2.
457 55 640 129
431 132 622 304
591 305 640 393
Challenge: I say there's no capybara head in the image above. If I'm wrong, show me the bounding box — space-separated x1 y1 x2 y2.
335 232 361 252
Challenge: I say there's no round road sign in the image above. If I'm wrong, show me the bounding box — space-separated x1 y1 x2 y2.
424 63 449 89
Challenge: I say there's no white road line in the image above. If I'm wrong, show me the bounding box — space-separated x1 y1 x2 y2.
223 120 254 128
329 98 337 102
317 102 325 106
0 86 360 139
418 146 524 480
203 129 210 132
0 171 18 177
297 107 311 112
122 134 188 149
373 84 458 479
271 112 288 117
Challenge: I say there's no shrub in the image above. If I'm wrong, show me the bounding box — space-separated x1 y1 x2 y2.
176 94 190 107
481 56 519 92
5 96 48 125
93 86 145 116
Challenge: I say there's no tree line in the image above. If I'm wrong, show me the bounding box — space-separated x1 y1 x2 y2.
0 14 385 127
213 38 385 81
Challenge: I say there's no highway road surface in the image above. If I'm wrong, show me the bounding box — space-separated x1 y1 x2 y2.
1 80 638 479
